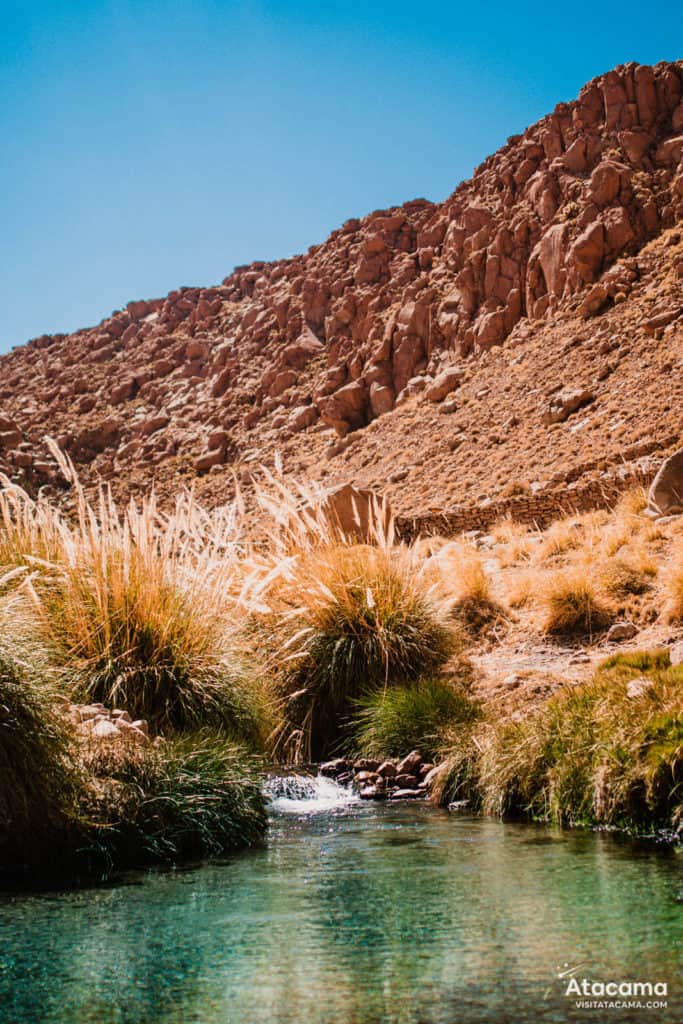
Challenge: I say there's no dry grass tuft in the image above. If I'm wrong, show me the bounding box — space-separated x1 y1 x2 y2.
539 564 612 637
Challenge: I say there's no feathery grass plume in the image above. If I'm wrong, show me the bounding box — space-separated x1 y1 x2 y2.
0 476 63 583
350 678 479 760
539 563 612 636
79 731 267 865
435 651 683 834
12 441 272 739
261 539 456 762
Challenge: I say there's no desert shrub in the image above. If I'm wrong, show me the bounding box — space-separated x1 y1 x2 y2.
540 566 612 636
265 543 456 762
349 678 480 760
80 731 267 865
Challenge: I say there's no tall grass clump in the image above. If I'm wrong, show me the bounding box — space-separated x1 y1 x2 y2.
266 544 457 761
80 731 267 865
539 564 612 636
350 678 479 761
0 648 79 845
252 476 457 762
426 541 507 636
5 443 270 739
435 652 683 834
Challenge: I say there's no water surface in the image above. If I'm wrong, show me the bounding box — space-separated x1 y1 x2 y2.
0 780 681 1023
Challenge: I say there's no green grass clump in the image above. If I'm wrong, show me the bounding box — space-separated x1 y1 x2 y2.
350 679 480 761
0 652 79 840
81 731 267 865
267 544 457 762
435 652 683 835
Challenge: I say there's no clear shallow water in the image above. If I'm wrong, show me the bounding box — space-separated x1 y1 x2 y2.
0 779 681 1024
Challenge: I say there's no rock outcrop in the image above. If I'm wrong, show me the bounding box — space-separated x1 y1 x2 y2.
0 62 682 522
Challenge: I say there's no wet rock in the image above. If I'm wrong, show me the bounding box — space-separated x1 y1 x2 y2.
353 758 382 772
422 765 442 788
447 800 470 812
391 788 423 800
396 750 423 775
377 760 397 779
353 771 382 787
394 773 419 789
319 758 349 777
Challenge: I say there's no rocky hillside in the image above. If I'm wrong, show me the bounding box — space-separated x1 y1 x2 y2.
1 61 682 520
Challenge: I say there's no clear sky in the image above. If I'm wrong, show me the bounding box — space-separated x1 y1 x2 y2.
1 1 680 353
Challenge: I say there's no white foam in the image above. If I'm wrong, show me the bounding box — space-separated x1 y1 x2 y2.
264 774 359 814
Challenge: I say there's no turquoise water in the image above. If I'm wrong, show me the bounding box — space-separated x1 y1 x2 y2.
0 781 681 1024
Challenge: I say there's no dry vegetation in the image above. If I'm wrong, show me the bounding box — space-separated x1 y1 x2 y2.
0 455 682 869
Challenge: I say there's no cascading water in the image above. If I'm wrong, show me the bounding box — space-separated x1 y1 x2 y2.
264 773 359 814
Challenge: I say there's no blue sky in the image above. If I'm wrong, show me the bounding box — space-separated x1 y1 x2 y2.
1 2 680 352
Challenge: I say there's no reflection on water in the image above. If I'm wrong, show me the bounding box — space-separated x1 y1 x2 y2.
0 794 681 1024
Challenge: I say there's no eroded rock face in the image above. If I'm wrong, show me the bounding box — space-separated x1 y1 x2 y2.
0 62 682 496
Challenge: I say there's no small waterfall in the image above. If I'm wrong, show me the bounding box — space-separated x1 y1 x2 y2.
264 773 359 814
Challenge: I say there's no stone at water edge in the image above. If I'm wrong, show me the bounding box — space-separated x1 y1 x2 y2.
391 789 423 800
377 760 397 779
396 750 423 775
394 773 419 789
422 765 442 788
353 757 382 772
353 770 382 787
319 758 349 777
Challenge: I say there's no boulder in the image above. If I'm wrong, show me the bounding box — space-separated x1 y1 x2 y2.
316 483 392 543
396 750 422 775
542 388 595 425
647 447 683 518
424 366 465 403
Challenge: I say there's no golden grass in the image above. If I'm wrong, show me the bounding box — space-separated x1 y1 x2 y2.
1 443 274 736
663 538 683 622
539 563 613 636
261 540 457 762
